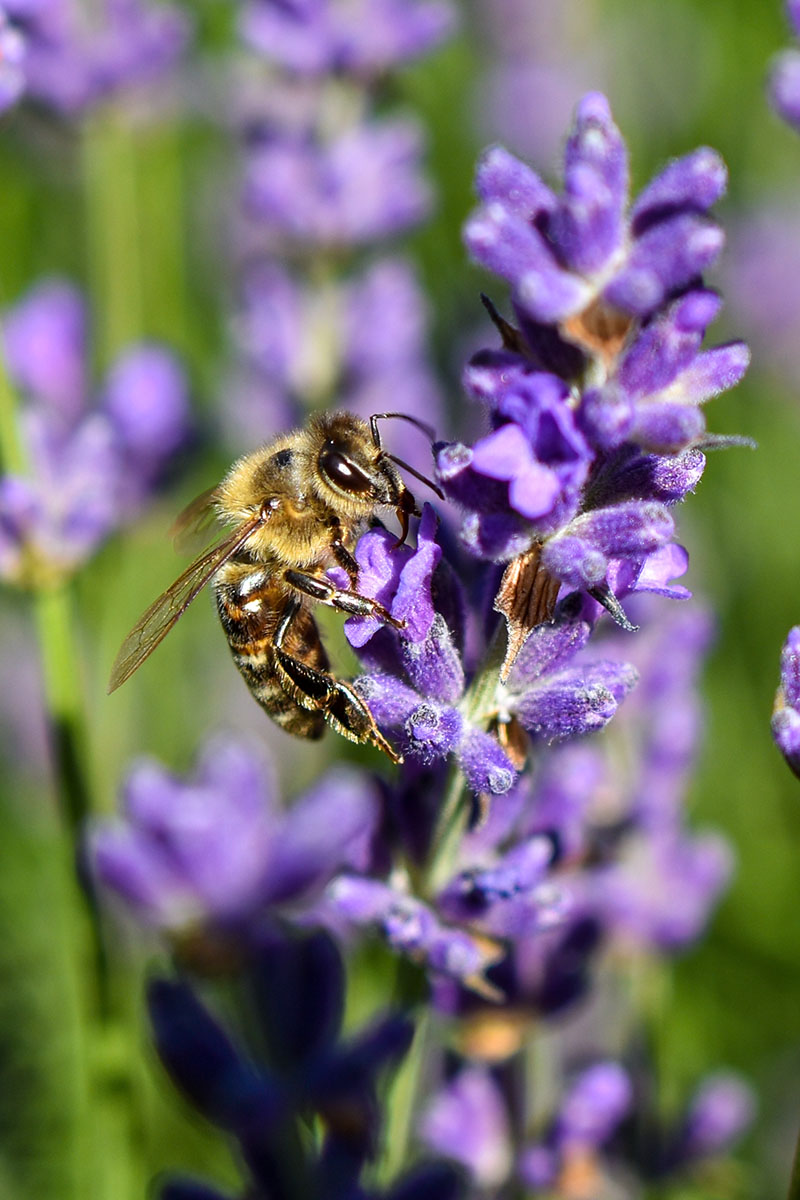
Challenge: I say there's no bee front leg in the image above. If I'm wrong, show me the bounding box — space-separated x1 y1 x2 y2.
273 595 403 764
283 568 404 629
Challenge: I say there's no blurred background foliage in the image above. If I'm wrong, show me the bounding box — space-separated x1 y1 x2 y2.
0 0 799 1197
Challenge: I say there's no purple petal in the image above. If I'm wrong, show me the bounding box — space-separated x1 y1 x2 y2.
354 673 421 725
419 1069 512 1188
629 402 706 454
510 619 591 685
267 768 379 903
405 702 463 763
632 148 727 232
514 661 638 741
401 614 465 704
557 1062 633 1148
605 214 725 316
475 144 557 217
391 502 442 641
4 279 87 420
457 728 516 794
770 49 800 131
104 344 190 469
679 1074 756 1160
551 92 628 274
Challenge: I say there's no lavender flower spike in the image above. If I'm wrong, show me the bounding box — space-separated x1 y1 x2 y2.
772 626 800 778
466 93 726 326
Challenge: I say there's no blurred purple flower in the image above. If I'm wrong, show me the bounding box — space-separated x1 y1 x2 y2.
92 734 380 940
243 119 430 248
675 1072 756 1162
240 0 455 77
229 257 442 470
0 278 189 583
419 1067 512 1187
4 0 190 114
770 2 800 130
0 9 26 111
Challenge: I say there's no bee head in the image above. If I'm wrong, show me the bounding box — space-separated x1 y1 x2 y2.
310 410 418 520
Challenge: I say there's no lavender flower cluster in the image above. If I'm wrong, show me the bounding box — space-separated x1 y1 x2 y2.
91 81 757 1199
0 0 190 116
0 279 189 586
227 0 452 471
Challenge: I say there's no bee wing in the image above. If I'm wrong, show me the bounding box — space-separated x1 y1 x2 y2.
108 515 262 693
170 485 220 554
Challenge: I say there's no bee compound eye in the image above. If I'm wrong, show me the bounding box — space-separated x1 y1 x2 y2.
319 444 373 494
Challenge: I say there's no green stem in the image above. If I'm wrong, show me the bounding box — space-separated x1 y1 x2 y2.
376 1008 432 1185
82 110 143 366
0 325 27 474
34 584 92 834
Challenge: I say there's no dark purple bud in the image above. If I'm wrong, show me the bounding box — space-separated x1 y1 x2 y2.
160 1180 234 1200
384 1162 466 1200
147 979 279 1132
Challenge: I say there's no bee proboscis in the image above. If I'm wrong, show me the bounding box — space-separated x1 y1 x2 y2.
109 410 442 763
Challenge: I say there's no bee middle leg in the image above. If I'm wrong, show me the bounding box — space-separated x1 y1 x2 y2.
283 568 404 629
273 595 402 764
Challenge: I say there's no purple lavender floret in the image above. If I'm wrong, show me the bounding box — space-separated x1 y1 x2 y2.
0 278 189 584
673 1072 756 1163
0 10 26 112
242 119 430 248
466 95 726 326
578 288 750 453
771 626 800 778
419 1068 512 1188
4 0 191 115
91 735 380 944
240 0 455 77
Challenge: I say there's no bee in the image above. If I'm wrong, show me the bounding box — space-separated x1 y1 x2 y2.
109 410 441 764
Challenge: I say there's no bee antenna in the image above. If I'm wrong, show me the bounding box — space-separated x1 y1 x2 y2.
370 412 438 448
385 453 444 500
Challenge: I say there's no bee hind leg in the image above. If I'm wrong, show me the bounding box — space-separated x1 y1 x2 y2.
274 597 402 764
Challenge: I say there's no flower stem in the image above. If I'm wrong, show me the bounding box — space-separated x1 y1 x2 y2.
376 1007 432 1185
0 324 26 474
82 109 143 366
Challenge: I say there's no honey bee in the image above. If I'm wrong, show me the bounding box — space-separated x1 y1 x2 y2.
108 410 442 764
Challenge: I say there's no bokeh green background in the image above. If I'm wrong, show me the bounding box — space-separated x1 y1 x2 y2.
0 0 799 1196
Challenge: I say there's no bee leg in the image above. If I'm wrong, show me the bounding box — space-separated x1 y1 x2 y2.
273 597 402 764
328 520 359 587
283 568 404 629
